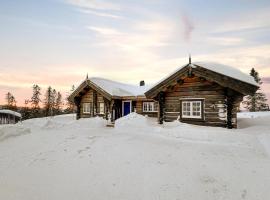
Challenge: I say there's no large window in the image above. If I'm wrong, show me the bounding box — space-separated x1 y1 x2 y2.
83 103 91 114
143 102 157 112
99 102 105 114
181 100 203 119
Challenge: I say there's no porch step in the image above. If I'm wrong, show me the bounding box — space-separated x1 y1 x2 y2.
106 122 115 128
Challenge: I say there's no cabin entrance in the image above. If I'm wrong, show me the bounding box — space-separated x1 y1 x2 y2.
122 100 132 116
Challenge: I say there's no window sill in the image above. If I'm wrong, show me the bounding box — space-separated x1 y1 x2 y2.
180 117 205 122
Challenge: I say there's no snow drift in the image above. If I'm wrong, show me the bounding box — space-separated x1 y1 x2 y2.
0 125 31 141
1 112 270 200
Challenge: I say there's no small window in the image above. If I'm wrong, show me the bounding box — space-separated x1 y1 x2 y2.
143 102 157 112
181 100 203 119
99 102 105 114
83 103 91 114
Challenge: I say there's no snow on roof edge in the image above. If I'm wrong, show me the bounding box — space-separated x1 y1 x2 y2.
0 109 22 118
192 62 259 87
88 77 150 97
146 61 259 94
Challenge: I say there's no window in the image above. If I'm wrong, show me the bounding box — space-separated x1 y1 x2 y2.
99 102 105 114
143 102 157 112
181 100 203 119
83 103 91 114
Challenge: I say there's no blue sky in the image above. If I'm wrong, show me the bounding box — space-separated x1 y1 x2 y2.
0 0 270 105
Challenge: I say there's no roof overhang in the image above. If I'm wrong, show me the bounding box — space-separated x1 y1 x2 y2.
68 80 112 102
145 63 259 98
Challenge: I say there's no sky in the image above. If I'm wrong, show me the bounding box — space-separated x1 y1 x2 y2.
0 0 270 106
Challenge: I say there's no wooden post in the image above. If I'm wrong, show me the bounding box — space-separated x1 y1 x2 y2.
74 97 81 120
226 88 235 129
110 100 115 123
103 97 109 120
93 91 97 116
226 96 233 129
158 91 165 124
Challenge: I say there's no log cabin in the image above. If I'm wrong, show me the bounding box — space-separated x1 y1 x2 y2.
69 59 258 128
145 60 259 128
68 77 158 122
0 109 22 124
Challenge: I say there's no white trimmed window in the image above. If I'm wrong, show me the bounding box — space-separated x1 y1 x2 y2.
143 102 157 112
182 100 202 119
99 102 105 114
83 103 91 114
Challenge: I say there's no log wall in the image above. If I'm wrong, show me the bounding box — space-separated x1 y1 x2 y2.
79 89 106 118
163 76 235 127
135 100 158 118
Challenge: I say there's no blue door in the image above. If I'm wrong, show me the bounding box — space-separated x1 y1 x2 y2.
123 101 131 116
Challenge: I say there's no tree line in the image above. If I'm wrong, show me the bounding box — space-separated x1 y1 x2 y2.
2 85 76 120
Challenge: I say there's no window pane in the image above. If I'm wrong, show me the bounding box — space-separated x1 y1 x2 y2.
182 100 202 118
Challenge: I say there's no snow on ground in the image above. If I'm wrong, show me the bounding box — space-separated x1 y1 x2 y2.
0 112 270 200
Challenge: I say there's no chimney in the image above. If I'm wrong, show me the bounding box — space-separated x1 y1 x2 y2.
140 80 145 86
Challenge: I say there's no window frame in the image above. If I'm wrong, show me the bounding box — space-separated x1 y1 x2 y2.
180 98 204 120
143 102 157 113
82 103 91 114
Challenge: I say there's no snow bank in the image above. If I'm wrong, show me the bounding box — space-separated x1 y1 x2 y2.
115 112 154 130
0 125 31 141
258 134 270 157
72 117 107 129
22 114 107 130
237 112 270 129
238 111 270 118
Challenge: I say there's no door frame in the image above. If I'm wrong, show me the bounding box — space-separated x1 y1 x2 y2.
122 100 132 116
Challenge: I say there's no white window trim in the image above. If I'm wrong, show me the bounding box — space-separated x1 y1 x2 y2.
143 102 157 113
181 100 202 119
122 100 132 116
99 102 105 114
83 103 91 114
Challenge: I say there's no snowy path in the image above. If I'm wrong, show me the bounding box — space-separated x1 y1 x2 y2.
0 113 270 200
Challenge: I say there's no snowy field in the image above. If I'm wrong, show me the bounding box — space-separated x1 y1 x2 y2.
1 112 270 200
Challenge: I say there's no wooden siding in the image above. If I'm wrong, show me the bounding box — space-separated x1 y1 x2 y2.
79 89 108 118
136 100 158 118
80 89 93 118
163 76 240 127
0 113 20 124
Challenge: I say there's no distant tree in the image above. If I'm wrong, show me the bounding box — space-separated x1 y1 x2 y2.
22 99 31 120
5 92 16 110
55 91 63 115
44 86 54 116
30 84 42 117
242 68 269 111
65 85 76 113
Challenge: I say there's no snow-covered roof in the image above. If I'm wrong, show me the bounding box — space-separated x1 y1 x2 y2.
0 109 22 118
192 62 259 87
149 61 258 90
89 77 150 97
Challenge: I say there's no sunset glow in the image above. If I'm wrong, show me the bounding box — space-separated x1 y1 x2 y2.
0 0 269 106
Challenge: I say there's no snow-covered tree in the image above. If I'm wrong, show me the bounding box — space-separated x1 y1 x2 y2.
242 68 269 111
